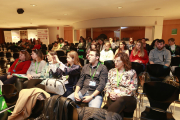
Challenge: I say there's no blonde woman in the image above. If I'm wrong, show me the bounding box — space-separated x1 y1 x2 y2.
130 40 149 65
100 42 114 63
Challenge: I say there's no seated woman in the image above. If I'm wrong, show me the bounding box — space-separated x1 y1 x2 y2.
105 52 137 117
59 38 64 49
0 50 31 84
130 40 149 65
32 40 41 50
78 38 85 49
100 42 114 63
54 50 81 97
115 41 129 56
86 42 98 59
52 42 60 51
26 49 46 80
61 40 70 51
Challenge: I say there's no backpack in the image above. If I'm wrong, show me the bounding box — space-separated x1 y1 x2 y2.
38 95 78 120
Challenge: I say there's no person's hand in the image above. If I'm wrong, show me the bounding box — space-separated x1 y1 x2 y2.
82 96 93 103
74 92 81 101
7 75 13 79
53 55 60 63
109 92 117 101
27 74 32 80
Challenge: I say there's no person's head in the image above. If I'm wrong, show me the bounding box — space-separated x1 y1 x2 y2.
31 49 44 62
113 37 117 41
64 40 69 46
88 49 100 64
119 41 127 50
88 38 92 43
54 42 58 47
133 40 144 57
19 50 31 61
109 38 113 43
129 37 134 44
28 40 32 44
98 38 104 45
80 39 84 43
67 51 81 67
59 38 64 43
35 40 39 45
90 42 98 49
157 39 165 50
142 38 146 44
114 52 131 71
105 42 111 51
168 38 175 46
47 51 57 62
135 40 143 51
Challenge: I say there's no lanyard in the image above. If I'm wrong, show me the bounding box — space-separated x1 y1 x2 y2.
35 62 40 74
170 45 176 54
90 62 100 80
14 60 21 69
116 69 125 87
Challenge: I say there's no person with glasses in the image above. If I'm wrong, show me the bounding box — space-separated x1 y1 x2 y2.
115 41 129 56
68 48 108 108
0 50 31 84
104 52 137 116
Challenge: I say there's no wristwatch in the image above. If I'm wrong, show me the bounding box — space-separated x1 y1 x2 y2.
91 94 95 99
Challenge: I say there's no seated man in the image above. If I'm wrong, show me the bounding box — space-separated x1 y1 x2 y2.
167 38 180 57
68 48 108 108
149 39 171 67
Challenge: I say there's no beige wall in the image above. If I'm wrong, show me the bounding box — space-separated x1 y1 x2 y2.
48 26 64 44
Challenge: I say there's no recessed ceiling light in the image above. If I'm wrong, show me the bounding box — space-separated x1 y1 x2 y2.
155 8 161 10
64 14 68 15
117 6 123 9
30 4 36 7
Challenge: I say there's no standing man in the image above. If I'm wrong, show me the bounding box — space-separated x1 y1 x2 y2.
68 49 108 108
149 39 171 67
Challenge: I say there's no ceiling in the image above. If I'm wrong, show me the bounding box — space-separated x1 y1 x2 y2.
1 0 180 28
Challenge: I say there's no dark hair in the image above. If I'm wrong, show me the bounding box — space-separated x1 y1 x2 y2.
157 39 165 44
90 48 100 57
32 49 44 61
118 41 127 53
90 42 98 49
115 52 131 71
59 38 64 43
150 39 159 48
168 38 175 42
20 50 31 61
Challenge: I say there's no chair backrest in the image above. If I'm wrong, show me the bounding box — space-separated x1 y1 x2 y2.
56 50 65 57
59 56 67 64
143 81 179 111
131 62 144 76
147 64 170 81
104 60 115 71
171 57 180 66
13 53 19 60
79 58 84 66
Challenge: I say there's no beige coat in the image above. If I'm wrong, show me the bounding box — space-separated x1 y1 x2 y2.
8 88 50 120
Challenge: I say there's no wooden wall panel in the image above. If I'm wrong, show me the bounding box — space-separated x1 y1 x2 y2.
64 27 73 43
121 29 145 41
93 31 114 40
162 19 180 45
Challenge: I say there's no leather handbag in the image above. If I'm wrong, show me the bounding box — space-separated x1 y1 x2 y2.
44 78 66 95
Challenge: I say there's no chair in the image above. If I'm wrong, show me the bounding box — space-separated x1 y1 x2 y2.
6 52 12 62
170 57 180 66
146 64 170 81
79 58 84 66
48 44 53 51
56 50 65 57
131 62 144 76
59 56 67 64
41 49 47 56
77 51 86 59
104 60 115 71
141 81 179 120
0 52 4 58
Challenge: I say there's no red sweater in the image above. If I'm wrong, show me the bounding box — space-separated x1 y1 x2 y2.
130 49 149 65
8 59 31 75
32 44 41 49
